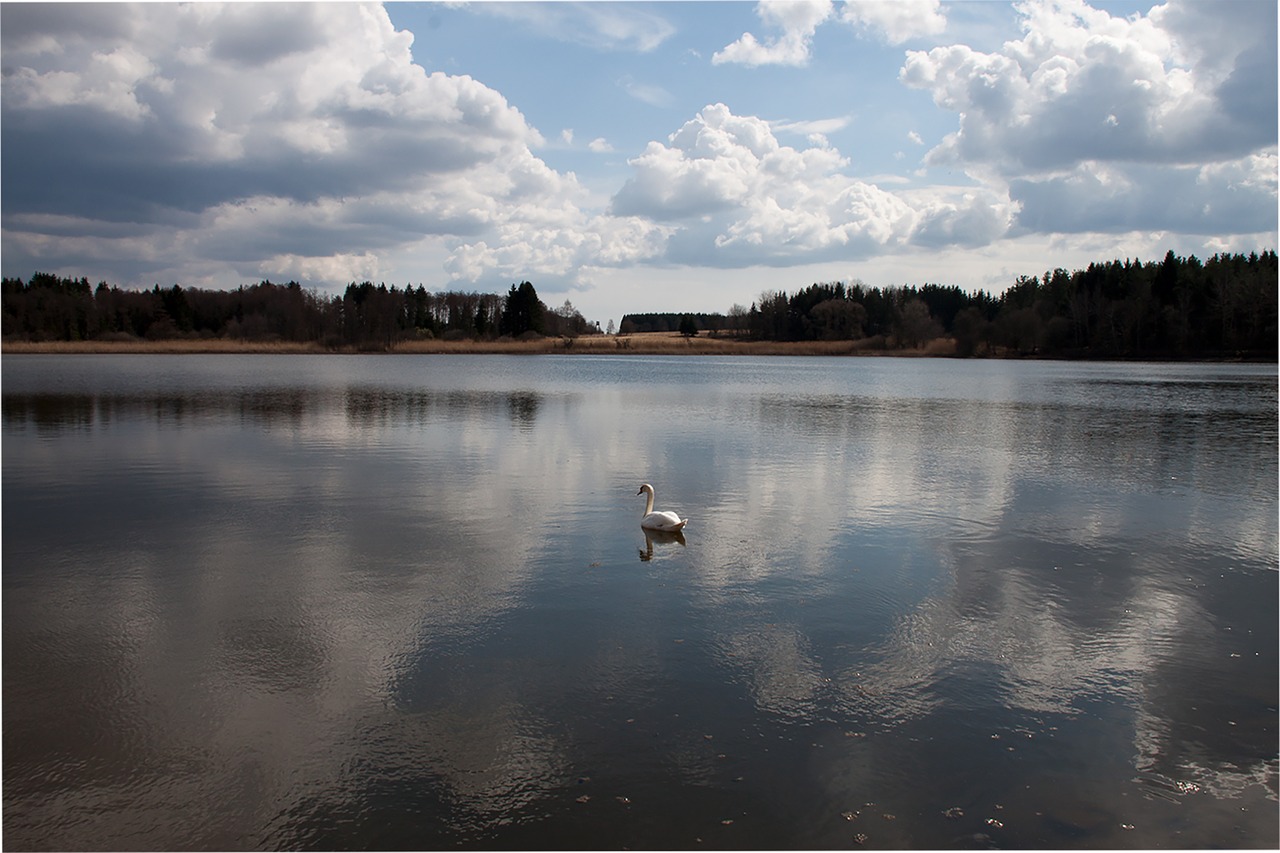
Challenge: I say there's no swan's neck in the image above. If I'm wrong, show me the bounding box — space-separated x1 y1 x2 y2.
643 491 655 515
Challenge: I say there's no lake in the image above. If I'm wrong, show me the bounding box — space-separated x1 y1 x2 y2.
3 354 1276 850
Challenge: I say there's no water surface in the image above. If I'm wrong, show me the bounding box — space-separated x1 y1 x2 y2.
4 354 1276 849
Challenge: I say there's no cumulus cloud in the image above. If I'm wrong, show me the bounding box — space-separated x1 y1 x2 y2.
716 0 946 67
902 0 1276 171
900 0 1277 238
614 104 817 219
444 213 672 282
262 251 382 285
610 103 1015 265
2 1 1271 304
713 0 834 67
908 188 1020 248
0 3 666 290
840 0 947 44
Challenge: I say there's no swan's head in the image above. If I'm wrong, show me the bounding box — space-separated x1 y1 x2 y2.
637 483 654 496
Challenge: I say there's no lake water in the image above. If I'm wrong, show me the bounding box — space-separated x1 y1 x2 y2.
3 354 1276 850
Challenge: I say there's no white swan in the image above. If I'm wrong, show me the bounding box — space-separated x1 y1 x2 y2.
636 483 688 531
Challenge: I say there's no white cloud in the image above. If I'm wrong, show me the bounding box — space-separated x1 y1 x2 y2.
713 0 834 67
901 0 1276 172
0 0 1272 323
613 104 792 219
468 2 675 52
899 0 1277 239
0 3 666 292
907 188 1019 248
714 0 946 67
261 251 382 284
444 213 672 285
771 115 853 137
610 103 1017 266
839 0 947 44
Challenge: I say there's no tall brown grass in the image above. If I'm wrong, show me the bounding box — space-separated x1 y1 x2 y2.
3 333 957 357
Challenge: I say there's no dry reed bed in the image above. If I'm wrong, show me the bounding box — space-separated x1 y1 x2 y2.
4 334 956 357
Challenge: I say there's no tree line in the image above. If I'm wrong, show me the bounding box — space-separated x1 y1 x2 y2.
978 251 1277 358
619 312 730 335
1 275 598 350
626 250 1274 359
3 250 1275 358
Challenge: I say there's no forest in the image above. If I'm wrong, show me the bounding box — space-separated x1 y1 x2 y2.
1 277 596 351
3 250 1276 359
623 250 1277 359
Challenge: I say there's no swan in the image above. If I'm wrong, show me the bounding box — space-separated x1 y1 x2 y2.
637 483 688 531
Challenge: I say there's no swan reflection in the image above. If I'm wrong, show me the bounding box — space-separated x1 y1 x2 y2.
639 527 686 561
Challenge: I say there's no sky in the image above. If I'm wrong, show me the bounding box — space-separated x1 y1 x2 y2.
2 0 1276 328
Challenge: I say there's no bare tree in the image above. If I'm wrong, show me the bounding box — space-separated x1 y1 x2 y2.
897 298 940 349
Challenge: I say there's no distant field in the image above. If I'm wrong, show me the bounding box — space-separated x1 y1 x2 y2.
2 332 956 357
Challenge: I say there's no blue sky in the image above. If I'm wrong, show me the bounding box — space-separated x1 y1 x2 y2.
2 1 1276 328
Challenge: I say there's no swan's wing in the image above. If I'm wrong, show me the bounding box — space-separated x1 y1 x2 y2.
642 510 687 530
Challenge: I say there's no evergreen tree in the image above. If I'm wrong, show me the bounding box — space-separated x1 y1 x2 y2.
499 281 545 337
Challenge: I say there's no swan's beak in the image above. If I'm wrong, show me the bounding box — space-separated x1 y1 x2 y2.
636 488 643 495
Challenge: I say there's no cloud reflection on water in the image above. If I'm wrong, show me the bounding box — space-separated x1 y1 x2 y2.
5 385 588 847
657 378 1276 833
3 357 1275 849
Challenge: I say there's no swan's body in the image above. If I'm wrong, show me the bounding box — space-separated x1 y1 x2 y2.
637 483 688 531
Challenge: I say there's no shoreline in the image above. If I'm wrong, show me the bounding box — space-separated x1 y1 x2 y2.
1 335 955 357
2 336 1271 362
